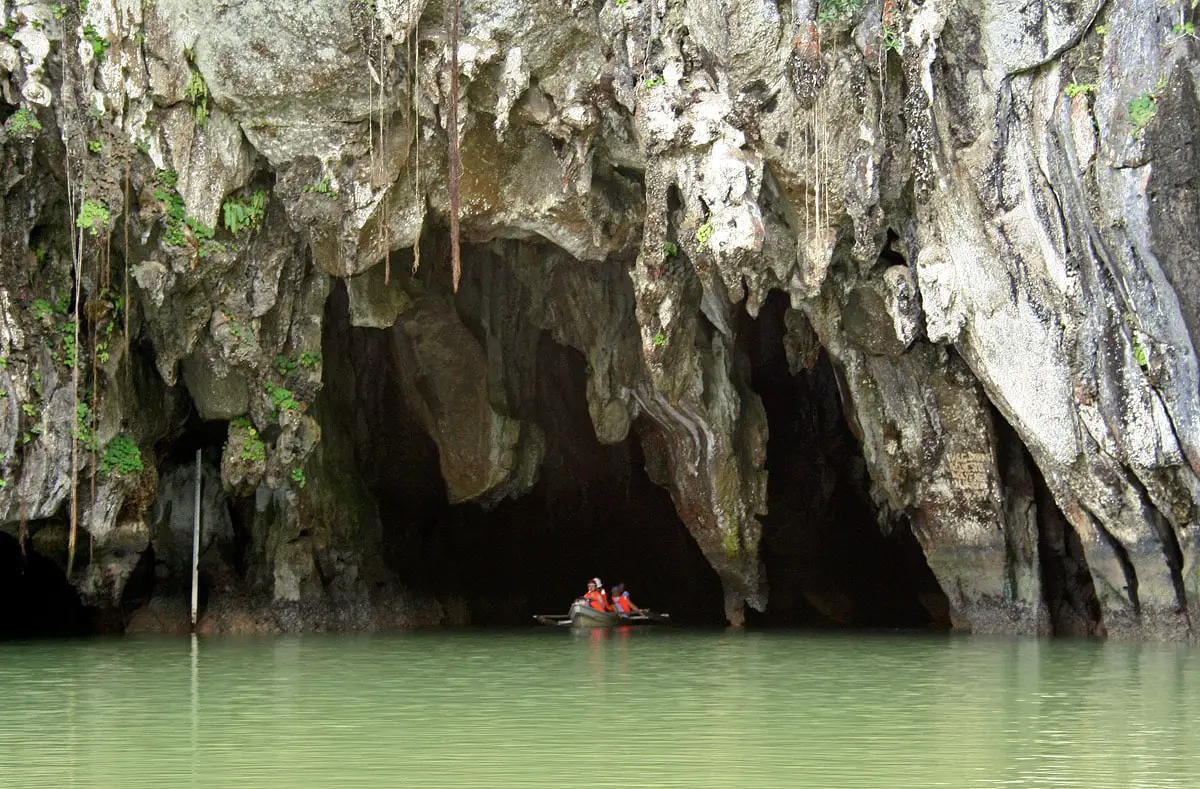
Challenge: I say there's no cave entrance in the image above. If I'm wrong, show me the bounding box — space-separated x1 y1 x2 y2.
0 531 89 638
742 291 950 629
325 282 725 625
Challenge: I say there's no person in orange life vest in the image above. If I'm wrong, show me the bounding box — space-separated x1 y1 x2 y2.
582 577 611 611
611 583 641 616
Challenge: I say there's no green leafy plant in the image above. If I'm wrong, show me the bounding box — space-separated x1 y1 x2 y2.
82 24 110 61
264 382 300 419
100 435 143 475
59 322 76 368
663 241 678 258
242 435 265 462
75 401 98 450
696 221 714 246
31 299 52 321
302 178 336 196
51 4 67 20
222 190 267 235
1129 93 1157 137
817 0 864 25
1133 341 1148 368
3 108 43 140
882 25 902 53
643 75 664 89
225 313 245 341
274 352 322 377
155 185 188 246
291 467 307 488
154 179 219 256
186 216 215 241
87 139 103 153
1173 20 1196 37
185 71 209 128
1065 82 1096 98
273 354 299 377
230 417 266 462
76 199 111 236
1094 23 1108 35
653 331 666 348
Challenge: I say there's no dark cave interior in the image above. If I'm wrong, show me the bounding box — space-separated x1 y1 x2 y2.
740 291 950 629
318 268 951 629
324 281 726 624
0 530 88 638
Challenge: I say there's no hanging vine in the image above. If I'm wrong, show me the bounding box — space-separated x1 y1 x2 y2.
411 0 422 274
445 0 462 291
381 7 391 287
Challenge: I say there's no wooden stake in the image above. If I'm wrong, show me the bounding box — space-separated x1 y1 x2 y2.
190 449 201 629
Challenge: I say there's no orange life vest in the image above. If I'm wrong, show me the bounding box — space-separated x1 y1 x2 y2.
613 595 635 614
585 589 611 611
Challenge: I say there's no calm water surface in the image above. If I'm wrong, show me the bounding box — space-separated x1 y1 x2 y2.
2 630 1198 788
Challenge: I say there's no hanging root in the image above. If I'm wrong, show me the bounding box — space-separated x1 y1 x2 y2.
67 197 82 578
18 503 28 562
446 0 462 291
124 161 130 357
412 1 422 274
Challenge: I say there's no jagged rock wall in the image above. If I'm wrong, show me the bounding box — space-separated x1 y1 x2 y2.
1 0 1197 636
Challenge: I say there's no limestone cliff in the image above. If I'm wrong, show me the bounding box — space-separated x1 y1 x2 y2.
1 0 1197 637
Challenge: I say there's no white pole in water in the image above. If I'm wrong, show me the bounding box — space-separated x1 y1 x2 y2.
191 449 201 629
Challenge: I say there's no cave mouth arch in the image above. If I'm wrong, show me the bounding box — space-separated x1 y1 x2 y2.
741 291 951 630
324 279 727 625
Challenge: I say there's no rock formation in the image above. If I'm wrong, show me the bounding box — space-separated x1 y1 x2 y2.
0 0 1197 638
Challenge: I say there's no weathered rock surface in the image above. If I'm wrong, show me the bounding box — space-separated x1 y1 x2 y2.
1 0 1198 637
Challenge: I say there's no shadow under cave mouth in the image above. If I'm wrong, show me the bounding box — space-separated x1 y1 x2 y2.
325 281 727 625
741 291 951 630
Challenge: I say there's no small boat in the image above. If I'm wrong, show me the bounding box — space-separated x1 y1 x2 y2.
534 601 668 628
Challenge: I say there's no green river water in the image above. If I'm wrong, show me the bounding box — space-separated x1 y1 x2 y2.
1 630 1198 788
